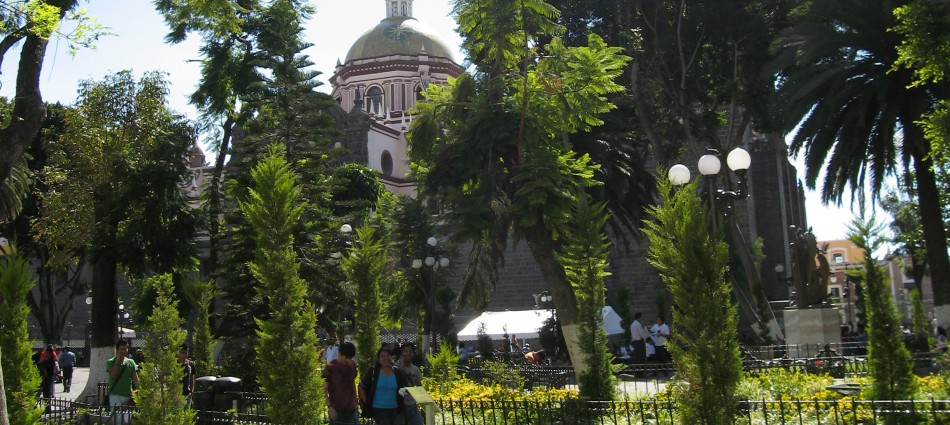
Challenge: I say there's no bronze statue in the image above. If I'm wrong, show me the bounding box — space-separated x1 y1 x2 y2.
789 226 832 308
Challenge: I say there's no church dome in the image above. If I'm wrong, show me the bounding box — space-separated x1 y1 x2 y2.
344 16 455 63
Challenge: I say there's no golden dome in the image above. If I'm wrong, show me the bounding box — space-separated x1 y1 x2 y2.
344 16 455 63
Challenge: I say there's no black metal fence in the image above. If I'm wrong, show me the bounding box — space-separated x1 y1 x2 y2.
37 396 950 424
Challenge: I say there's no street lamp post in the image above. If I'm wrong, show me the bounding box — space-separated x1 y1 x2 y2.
333 224 355 341
412 236 450 353
668 147 752 231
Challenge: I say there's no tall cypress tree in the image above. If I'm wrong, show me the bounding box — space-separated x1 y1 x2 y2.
556 190 616 401
182 278 216 376
643 177 741 425
342 225 386 375
241 144 323 424
847 217 916 402
134 274 193 425
0 245 42 425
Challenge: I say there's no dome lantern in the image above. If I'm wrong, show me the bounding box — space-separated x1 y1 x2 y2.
386 0 413 18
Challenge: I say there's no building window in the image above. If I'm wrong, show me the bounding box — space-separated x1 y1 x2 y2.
381 150 394 176
366 86 383 115
832 253 844 264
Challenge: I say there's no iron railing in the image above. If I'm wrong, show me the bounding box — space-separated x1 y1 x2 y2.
38 395 950 424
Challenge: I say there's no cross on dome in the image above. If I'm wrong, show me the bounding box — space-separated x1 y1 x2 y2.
386 0 413 18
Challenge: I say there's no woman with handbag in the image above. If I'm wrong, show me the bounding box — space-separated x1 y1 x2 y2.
359 347 410 425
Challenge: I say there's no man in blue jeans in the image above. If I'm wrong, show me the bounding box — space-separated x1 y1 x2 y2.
323 342 359 424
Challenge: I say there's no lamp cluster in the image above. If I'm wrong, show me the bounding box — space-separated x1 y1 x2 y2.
668 147 751 186
412 236 451 270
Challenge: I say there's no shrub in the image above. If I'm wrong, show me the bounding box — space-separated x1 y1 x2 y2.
242 144 323 424
183 278 216 376
425 341 461 394
644 176 742 425
556 191 616 401
134 274 194 425
0 246 42 425
848 218 916 401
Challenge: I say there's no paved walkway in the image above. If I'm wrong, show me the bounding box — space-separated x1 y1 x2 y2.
52 367 91 402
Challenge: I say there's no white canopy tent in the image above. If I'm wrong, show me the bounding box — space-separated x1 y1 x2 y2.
457 306 625 341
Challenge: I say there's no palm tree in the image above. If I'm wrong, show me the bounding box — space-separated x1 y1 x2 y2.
770 0 950 313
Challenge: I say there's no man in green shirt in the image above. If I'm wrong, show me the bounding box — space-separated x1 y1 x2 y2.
106 339 139 421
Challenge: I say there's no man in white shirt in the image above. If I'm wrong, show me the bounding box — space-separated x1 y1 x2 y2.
651 316 671 376
628 312 647 377
324 340 340 364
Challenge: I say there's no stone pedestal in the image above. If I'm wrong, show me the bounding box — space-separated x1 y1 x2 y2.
784 307 841 358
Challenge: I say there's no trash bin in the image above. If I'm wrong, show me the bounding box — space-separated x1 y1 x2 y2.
193 376 216 411
213 377 242 411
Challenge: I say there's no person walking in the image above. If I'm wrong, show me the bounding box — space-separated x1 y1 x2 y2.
38 346 57 402
651 316 671 376
323 342 359 424
59 346 76 393
177 343 196 408
107 339 139 424
395 344 423 425
629 312 647 377
359 347 410 425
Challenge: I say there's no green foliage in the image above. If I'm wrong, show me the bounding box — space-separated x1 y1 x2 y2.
152 0 246 42
476 323 495 361
771 0 950 310
880 175 928 288
909 289 932 351
209 0 350 346
643 176 742 425
612 286 632 344
537 315 564 360
377 195 456 347
893 0 950 87
409 0 629 321
39 70 199 347
425 341 461 394
241 144 323 424
0 1 107 54
482 360 526 392
0 156 31 224
342 224 386 375
0 246 42 424
556 190 615 401
182 278 216 376
736 369 835 401
847 217 917 401
134 274 194 425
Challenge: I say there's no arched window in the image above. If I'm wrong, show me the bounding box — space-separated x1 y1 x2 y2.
381 150 394 176
366 86 383 115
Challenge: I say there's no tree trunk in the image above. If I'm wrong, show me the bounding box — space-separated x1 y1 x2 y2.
206 116 235 279
77 257 119 402
0 347 8 425
78 208 120 401
521 224 588 376
0 33 49 190
910 146 950 310
901 111 950 323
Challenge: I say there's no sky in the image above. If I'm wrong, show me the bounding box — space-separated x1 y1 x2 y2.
0 0 867 242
